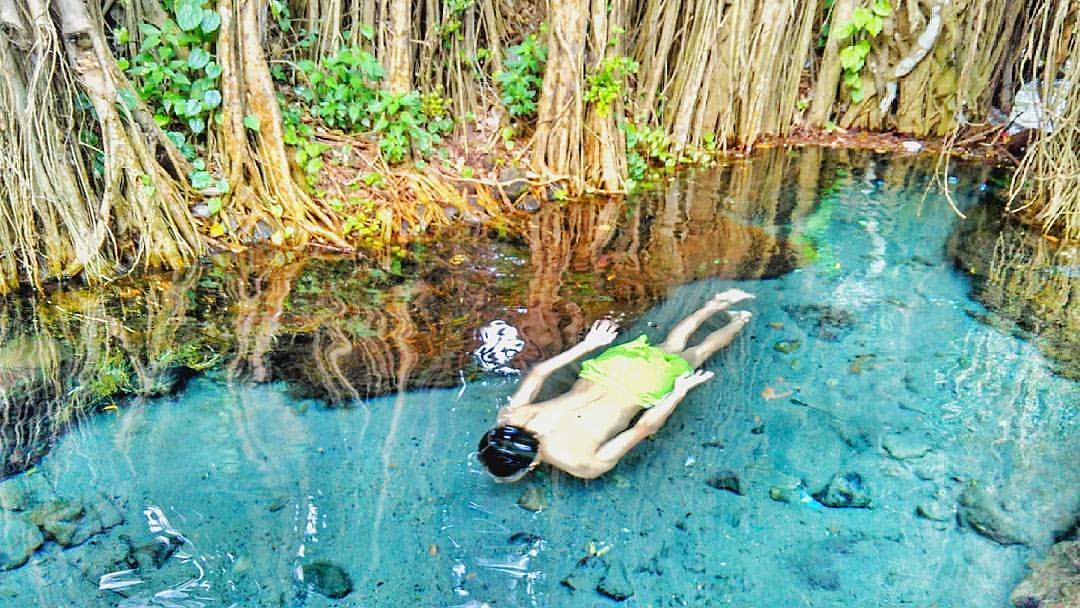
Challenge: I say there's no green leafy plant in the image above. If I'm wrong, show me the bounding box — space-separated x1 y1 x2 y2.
584 55 638 117
495 34 547 118
288 47 453 165
122 0 221 151
622 122 676 186
835 0 891 103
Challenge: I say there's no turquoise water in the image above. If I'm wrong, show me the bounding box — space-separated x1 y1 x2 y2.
0 152 1077 607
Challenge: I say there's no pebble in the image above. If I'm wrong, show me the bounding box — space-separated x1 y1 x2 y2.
773 339 801 354
706 471 743 496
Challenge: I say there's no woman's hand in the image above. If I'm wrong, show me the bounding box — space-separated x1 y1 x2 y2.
674 370 714 393
582 319 619 348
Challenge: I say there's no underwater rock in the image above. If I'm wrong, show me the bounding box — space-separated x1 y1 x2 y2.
0 476 45 511
1010 540 1080 608
127 536 182 570
769 487 797 503
28 495 122 548
516 486 547 512
706 471 744 496
916 501 954 522
0 512 43 570
773 339 801 354
301 560 353 599
64 536 129 580
813 473 871 508
596 560 634 602
958 486 1027 546
782 304 856 341
882 433 933 460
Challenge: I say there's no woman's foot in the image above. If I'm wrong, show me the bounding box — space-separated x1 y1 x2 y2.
706 289 755 311
727 310 753 326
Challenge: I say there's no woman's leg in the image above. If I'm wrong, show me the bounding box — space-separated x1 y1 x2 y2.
679 311 752 368
660 289 754 352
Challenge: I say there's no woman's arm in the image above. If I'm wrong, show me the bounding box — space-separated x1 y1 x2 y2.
504 319 619 409
577 370 714 478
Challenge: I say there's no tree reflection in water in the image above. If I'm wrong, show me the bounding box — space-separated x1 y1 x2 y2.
9 148 1031 476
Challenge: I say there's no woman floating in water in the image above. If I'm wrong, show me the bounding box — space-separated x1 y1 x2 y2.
478 289 754 481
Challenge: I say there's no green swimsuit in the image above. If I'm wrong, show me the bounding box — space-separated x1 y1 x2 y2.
578 335 692 407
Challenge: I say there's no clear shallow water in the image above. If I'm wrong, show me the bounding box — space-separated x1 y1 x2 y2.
0 151 1078 607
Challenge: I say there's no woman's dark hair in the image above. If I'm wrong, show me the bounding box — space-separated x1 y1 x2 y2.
477 425 539 479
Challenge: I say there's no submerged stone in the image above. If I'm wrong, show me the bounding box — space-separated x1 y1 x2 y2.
773 339 801 354
302 560 352 599
813 473 871 509
128 537 182 570
596 560 634 601
0 477 41 511
782 304 856 341
706 471 743 496
958 486 1026 546
0 513 43 570
517 486 547 512
916 501 954 522
882 433 933 460
27 495 121 548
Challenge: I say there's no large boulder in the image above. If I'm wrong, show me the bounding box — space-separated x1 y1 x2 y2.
0 512 43 570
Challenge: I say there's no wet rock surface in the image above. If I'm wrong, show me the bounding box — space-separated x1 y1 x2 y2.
958 486 1027 546
814 473 871 508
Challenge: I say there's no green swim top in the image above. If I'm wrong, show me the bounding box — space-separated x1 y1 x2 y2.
578 335 692 407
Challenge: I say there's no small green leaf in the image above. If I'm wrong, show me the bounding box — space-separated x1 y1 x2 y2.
190 169 213 189
851 7 871 30
200 9 221 33
865 15 883 37
243 114 261 132
188 116 205 133
204 62 222 79
206 197 222 215
850 85 866 103
872 0 892 17
175 0 204 32
203 89 222 109
187 48 210 70
358 24 375 40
